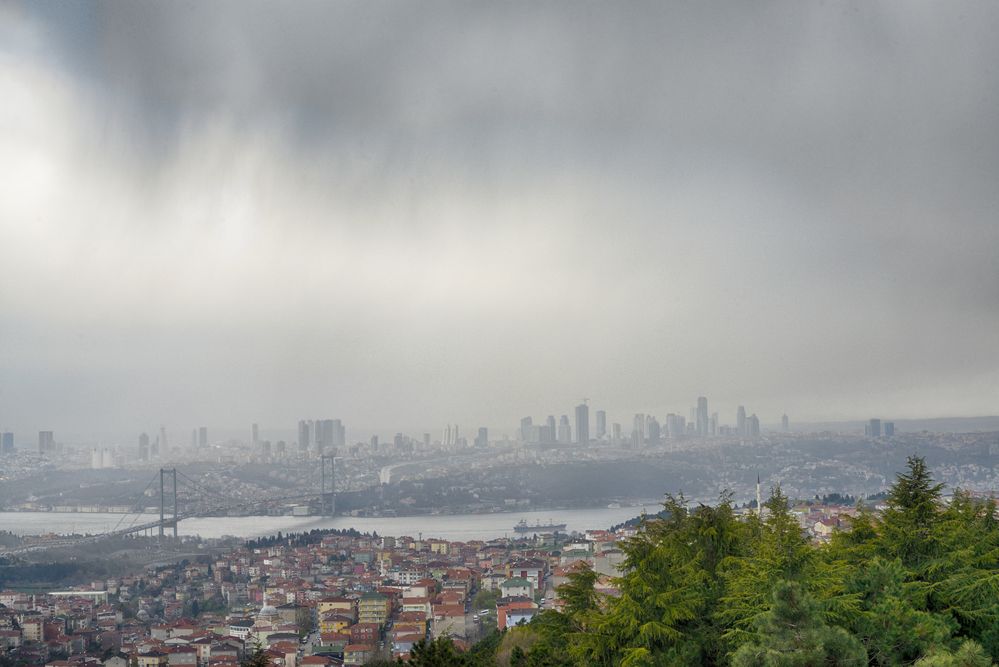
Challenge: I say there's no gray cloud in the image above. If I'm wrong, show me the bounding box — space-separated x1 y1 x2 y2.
1 1 997 439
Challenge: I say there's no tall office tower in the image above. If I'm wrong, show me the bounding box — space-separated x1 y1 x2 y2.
883 421 895 437
475 427 488 447
696 396 709 437
198 426 208 448
423 433 431 449
519 417 533 443
1 432 13 454
868 418 882 438
332 419 346 449
160 426 168 457
252 423 259 444
394 433 404 449
666 413 678 439
138 432 150 461
611 422 622 444
633 414 646 444
595 410 607 440
630 429 641 449
538 424 552 442
370 435 379 450
558 415 571 444
737 406 747 436
647 417 662 446
452 424 459 445
575 403 589 445
316 419 335 454
91 447 105 469
747 414 761 437
781 414 789 431
191 429 197 448
151 436 160 459
298 420 312 454
38 430 54 455
710 412 718 436
442 424 452 446
546 415 557 443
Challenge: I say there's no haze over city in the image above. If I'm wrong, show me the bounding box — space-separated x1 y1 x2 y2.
2 1 997 440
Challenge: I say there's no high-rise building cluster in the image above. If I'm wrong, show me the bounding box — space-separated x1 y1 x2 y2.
515 395 779 448
298 418 346 455
865 418 895 437
441 423 460 447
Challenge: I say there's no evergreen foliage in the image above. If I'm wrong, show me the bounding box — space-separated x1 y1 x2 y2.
447 457 999 666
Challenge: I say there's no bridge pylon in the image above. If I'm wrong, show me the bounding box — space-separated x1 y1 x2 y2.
159 468 178 540
320 455 335 516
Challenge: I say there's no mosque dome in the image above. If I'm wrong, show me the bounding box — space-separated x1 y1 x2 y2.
257 604 279 620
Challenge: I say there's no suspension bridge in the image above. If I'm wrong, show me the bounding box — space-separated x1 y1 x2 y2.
1 456 336 556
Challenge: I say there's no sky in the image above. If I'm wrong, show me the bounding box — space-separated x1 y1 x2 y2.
1 1 997 440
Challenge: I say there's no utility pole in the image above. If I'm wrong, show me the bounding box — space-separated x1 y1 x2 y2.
320 455 335 516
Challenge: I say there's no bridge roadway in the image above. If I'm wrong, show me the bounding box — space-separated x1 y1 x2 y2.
0 492 326 557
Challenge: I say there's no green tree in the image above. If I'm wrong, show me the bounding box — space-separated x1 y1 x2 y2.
879 456 944 568
404 637 472 666
844 557 952 666
914 640 994 667
239 644 271 667
730 581 867 667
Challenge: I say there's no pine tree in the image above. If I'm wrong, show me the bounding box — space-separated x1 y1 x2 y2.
730 581 867 667
880 456 944 567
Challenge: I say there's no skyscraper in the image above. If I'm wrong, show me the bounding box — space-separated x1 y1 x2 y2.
868 418 882 438
317 419 335 454
519 417 533 443
558 415 571 444
332 419 346 449
38 430 54 455
737 406 747 436
139 432 150 461
575 403 589 445
595 410 607 440
159 426 168 457
647 417 661 446
475 427 488 447
666 413 684 439
747 414 761 437
781 414 789 431
611 422 622 444
252 423 259 444
696 396 709 437
1 432 13 454
298 420 312 453
198 426 208 448
883 421 895 437
546 415 557 443
633 414 646 444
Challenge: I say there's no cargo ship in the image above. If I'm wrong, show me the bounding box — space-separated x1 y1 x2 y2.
514 519 567 533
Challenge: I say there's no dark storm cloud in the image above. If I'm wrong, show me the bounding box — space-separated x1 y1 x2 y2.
1 1 997 437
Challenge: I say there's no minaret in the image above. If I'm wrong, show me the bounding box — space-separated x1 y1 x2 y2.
756 474 763 518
